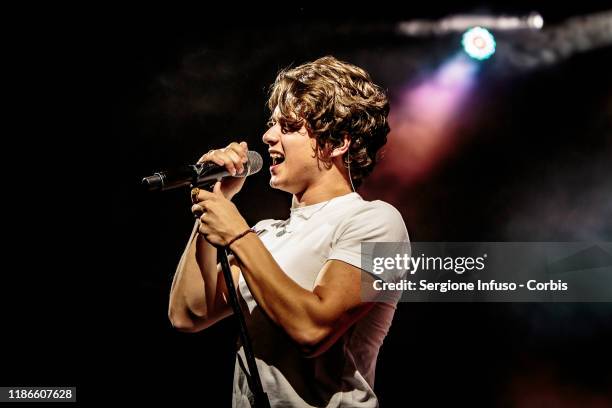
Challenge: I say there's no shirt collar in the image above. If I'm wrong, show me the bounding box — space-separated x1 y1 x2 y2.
290 192 361 220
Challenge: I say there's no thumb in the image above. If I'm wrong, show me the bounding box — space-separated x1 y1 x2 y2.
213 180 223 196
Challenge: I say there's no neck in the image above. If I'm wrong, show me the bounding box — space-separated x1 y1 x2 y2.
293 186 352 207
292 165 353 206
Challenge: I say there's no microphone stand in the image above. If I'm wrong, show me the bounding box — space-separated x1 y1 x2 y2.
196 177 270 408
217 246 271 408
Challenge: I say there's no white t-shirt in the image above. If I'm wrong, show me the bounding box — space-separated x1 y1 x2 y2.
233 192 409 408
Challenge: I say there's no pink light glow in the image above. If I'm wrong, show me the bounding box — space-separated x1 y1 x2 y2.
363 54 478 201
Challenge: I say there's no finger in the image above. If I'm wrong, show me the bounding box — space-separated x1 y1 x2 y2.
239 141 248 160
211 149 236 176
199 211 208 223
228 141 249 163
223 149 243 175
213 181 223 196
195 187 216 202
203 234 220 246
198 150 225 166
191 203 204 216
198 222 210 236
196 153 207 164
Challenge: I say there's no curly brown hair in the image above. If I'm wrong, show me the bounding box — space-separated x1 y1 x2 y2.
267 56 390 188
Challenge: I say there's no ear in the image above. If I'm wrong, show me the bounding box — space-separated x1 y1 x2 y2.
330 134 351 158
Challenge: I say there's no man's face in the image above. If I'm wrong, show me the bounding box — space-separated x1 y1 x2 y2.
262 118 322 194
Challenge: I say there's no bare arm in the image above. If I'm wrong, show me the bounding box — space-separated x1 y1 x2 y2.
168 221 241 332
168 141 249 332
229 232 372 354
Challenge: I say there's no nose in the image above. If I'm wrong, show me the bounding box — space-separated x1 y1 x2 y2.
262 123 281 146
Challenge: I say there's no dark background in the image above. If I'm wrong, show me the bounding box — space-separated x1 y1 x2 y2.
3 3 611 406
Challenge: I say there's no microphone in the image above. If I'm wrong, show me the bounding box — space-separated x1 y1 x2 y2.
142 150 263 192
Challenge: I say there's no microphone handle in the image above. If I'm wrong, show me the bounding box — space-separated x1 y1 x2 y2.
142 162 232 192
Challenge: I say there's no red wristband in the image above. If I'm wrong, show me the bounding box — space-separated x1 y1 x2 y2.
227 228 255 247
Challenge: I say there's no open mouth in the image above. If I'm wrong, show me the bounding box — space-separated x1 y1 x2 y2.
270 154 285 166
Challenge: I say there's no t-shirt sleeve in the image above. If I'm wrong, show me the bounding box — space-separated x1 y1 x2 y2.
329 201 410 282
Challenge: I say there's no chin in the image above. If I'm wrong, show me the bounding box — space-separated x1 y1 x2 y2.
269 177 298 194
269 177 284 190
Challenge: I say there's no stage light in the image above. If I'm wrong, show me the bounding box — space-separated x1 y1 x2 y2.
528 13 544 29
462 27 496 60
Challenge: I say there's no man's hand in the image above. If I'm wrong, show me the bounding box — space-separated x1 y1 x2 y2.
197 141 249 200
192 181 250 246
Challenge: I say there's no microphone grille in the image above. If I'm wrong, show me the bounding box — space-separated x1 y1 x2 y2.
246 151 263 176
